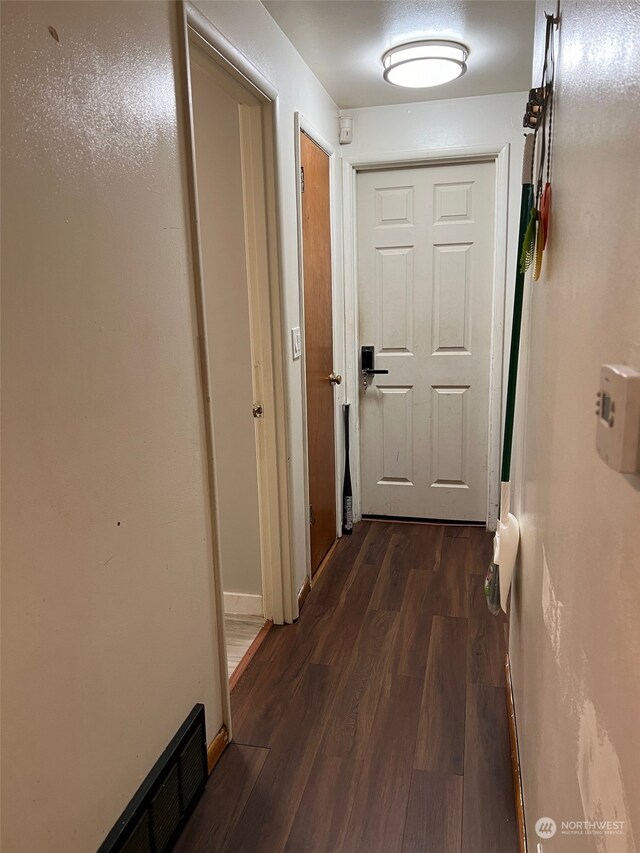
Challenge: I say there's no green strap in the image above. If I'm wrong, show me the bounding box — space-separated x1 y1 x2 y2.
501 185 534 483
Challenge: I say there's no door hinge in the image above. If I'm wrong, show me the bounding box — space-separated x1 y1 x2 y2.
252 402 264 418
300 165 305 194
309 503 314 525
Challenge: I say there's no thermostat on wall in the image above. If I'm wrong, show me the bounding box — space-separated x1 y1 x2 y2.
595 364 640 473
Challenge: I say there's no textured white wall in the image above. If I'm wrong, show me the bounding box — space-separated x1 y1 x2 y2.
1 3 223 851
193 0 343 592
510 2 640 850
1 2 343 849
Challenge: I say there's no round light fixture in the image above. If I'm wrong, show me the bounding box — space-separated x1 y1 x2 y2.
382 40 468 88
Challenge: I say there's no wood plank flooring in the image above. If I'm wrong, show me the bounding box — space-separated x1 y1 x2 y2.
175 520 517 853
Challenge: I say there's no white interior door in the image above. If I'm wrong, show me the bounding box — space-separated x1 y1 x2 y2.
358 160 495 521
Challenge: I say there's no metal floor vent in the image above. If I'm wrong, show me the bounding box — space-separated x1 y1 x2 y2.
98 704 207 853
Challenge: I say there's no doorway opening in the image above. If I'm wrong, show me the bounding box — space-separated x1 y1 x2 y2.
181 7 294 729
190 44 267 680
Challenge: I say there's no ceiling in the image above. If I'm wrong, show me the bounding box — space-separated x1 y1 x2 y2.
263 0 535 109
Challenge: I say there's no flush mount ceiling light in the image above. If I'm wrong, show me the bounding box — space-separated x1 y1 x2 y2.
382 40 468 88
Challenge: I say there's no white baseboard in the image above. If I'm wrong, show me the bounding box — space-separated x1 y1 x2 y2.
223 592 263 617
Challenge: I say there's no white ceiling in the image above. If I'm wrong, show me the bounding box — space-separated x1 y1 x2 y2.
262 0 535 109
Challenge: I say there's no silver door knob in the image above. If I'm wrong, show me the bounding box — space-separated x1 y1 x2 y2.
328 372 342 385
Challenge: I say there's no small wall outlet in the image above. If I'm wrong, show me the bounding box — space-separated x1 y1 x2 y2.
291 326 302 360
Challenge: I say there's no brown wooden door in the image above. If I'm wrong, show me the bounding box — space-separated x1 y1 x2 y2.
300 131 336 575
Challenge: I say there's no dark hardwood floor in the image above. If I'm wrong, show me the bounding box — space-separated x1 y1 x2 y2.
174 520 517 853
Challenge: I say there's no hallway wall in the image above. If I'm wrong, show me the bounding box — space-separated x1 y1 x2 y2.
193 0 343 594
510 2 640 849
0 3 222 851
1 2 342 851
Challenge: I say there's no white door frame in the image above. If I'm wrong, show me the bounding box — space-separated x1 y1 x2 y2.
178 2 296 731
294 114 344 587
343 144 510 530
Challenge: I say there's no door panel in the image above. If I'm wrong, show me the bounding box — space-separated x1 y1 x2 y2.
300 131 336 574
431 385 469 486
378 386 413 484
377 246 414 353
432 243 472 352
358 161 495 521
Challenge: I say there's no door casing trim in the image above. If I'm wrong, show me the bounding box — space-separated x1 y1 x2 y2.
294 113 344 585
178 1 296 734
342 144 510 530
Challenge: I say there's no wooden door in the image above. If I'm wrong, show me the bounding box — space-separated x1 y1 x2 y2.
300 131 337 574
358 160 495 521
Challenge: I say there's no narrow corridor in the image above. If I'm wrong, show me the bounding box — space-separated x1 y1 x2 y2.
174 521 517 852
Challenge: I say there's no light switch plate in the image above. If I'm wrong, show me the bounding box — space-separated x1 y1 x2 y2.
291 326 302 360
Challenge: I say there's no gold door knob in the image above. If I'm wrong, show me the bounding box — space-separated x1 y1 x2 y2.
328 372 342 385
